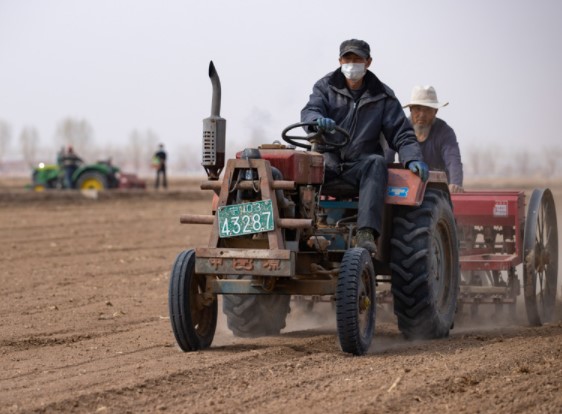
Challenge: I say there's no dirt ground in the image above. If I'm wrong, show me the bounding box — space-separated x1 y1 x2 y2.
1 178 562 413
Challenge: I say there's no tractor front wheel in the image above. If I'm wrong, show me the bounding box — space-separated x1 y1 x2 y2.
336 247 376 355
169 249 217 351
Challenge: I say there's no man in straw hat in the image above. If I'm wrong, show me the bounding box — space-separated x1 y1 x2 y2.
386 85 463 193
301 39 428 254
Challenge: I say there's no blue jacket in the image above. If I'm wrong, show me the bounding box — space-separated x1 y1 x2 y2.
301 69 421 168
385 117 463 186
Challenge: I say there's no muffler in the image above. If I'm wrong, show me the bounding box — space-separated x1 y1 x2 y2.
201 61 226 180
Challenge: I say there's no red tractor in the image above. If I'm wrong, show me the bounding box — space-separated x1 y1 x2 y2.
168 62 460 355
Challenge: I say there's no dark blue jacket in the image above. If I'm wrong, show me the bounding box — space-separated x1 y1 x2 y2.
301 69 421 168
385 118 463 186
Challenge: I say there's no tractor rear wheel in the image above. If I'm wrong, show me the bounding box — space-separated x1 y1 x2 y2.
390 189 460 340
76 172 108 190
523 188 558 326
169 249 217 351
336 247 376 355
222 276 291 338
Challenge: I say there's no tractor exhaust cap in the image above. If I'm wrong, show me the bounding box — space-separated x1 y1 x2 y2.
201 61 226 180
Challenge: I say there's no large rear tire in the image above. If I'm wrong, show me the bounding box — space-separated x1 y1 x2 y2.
76 171 108 190
336 247 376 355
222 276 291 338
169 249 217 351
390 189 460 340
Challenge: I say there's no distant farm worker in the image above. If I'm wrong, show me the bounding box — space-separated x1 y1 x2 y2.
153 143 167 189
61 145 83 189
301 39 428 254
386 85 463 193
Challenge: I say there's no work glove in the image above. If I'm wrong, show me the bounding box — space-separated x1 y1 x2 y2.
407 160 429 182
316 117 336 133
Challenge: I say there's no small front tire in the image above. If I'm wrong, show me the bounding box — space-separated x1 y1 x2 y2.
169 249 217 351
336 247 376 355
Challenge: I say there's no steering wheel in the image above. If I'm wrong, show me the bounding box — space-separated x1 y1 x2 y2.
281 121 350 151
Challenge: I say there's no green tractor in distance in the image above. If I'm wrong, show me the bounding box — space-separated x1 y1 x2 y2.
31 160 146 191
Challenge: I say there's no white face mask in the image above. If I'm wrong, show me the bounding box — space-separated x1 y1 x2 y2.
341 63 366 81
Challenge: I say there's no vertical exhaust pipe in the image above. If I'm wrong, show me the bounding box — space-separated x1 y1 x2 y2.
201 61 226 180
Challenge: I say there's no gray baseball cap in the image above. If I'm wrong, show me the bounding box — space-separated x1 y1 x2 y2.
339 39 371 59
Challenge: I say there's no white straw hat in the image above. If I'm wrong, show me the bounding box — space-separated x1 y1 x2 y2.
403 85 449 109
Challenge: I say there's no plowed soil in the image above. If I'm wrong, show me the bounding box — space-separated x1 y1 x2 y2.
1 180 561 413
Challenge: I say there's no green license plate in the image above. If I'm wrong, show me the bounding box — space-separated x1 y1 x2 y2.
218 200 275 238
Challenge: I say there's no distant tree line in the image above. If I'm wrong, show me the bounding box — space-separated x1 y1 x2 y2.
0 117 204 175
0 117 203 174
1 116 561 178
466 146 562 179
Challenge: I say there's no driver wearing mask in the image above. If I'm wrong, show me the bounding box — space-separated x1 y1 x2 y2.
301 38 427 254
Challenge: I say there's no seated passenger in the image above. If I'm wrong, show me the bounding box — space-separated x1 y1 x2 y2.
386 85 463 193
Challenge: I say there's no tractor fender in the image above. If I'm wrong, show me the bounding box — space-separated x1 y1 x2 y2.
72 164 118 187
376 168 450 270
385 167 449 207
73 164 113 179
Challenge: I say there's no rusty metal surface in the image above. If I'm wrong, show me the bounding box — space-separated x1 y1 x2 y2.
196 248 292 259
204 158 285 250
385 168 447 206
452 191 526 274
254 149 325 184
255 159 284 249
378 285 516 305
208 278 337 295
459 285 511 295
278 218 313 229
451 191 525 227
180 214 311 229
458 297 516 305
195 247 294 277
460 253 520 271
180 214 214 224
200 180 296 191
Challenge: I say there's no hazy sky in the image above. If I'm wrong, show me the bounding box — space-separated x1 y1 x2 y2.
1 0 562 165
